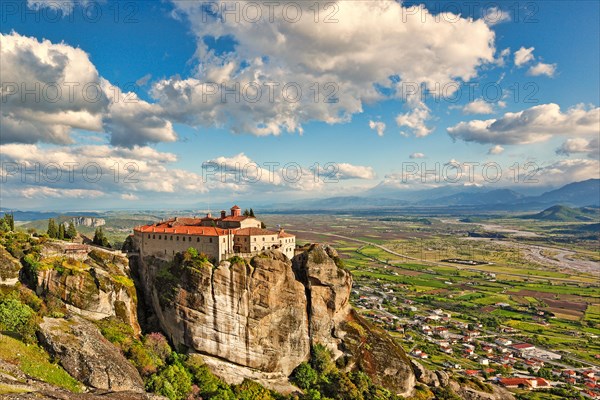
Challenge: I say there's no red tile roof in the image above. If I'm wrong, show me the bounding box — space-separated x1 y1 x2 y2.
512 343 535 350
499 378 532 387
135 225 228 236
221 216 250 222
235 227 278 236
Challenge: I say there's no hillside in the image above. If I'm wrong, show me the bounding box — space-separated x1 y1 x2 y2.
521 205 600 222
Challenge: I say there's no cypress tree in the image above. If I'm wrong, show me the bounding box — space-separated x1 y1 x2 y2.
47 219 58 238
58 224 65 240
67 222 77 240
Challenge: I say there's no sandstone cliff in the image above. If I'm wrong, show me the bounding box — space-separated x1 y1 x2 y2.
134 244 415 396
36 249 140 335
0 244 21 286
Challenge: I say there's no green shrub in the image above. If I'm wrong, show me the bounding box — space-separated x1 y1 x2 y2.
234 379 276 400
291 362 318 390
0 298 37 343
145 363 192 400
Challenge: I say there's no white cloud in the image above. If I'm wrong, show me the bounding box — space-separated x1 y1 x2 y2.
514 46 535 67
0 143 204 196
396 104 433 137
121 193 139 201
369 120 386 137
448 103 600 145
528 62 557 77
409 153 425 159
556 138 599 158
154 1 496 137
535 159 600 186
332 163 376 180
483 7 511 26
18 187 105 199
0 32 176 147
463 99 495 115
488 145 505 154
26 0 95 16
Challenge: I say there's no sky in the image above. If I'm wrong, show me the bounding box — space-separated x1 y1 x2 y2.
0 0 599 211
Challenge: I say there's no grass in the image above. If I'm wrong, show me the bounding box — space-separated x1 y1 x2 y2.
0 334 82 393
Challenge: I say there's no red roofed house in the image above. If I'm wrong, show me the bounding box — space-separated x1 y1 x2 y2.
133 205 296 262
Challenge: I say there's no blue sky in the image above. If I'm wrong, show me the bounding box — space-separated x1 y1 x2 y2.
0 0 599 210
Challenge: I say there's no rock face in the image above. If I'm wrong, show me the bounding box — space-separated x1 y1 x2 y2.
0 245 21 286
449 380 515 400
36 249 140 335
37 315 144 392
135 244 415 395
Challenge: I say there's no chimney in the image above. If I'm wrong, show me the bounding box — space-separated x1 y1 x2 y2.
221 210 226 219
206 212 212 218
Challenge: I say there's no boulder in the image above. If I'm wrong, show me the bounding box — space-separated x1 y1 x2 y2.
37 315 144 392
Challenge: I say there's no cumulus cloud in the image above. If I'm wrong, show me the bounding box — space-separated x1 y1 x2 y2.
331 163 376 180
514 46 535 67
463 99 495 115
152 0 496 137
488 145 505 154
535 159 600 186
0 143 204 196
556 138 599 158
528 62 557 77
369 120 386 137
396 104 433 137
448 103 600 145
0 32 176 147
409 152 425 159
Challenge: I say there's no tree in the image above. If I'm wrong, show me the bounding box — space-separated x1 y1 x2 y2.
67 222 77 240
0 219 9 233
2 213 14 231
249 208 255 217
291 362 318 390
47 218 58 238
243 209 250 216
93 227 110 247
58 223 65 240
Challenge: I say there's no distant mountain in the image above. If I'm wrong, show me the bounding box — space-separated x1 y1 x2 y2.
421 188 525 206
532 179 600 206
264 179 600 211
270 196 409 210
520 205 600 222
0 210 101 222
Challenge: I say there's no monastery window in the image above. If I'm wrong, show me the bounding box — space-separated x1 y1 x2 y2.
272 237 275 241
147 234 150 239
176 236 179 241
262 237 265 241
189 237 192 242
170 236 173 240
197 238 200 242
153 235 155 239
165 236 167 240
158 235 161 240
209 238 213 243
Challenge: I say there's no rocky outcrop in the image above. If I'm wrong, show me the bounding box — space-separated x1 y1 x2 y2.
135 250 310 387
135 244 415 395
37 315 144 392
449 380 515 400
36 249 140 335
0 245 21 286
